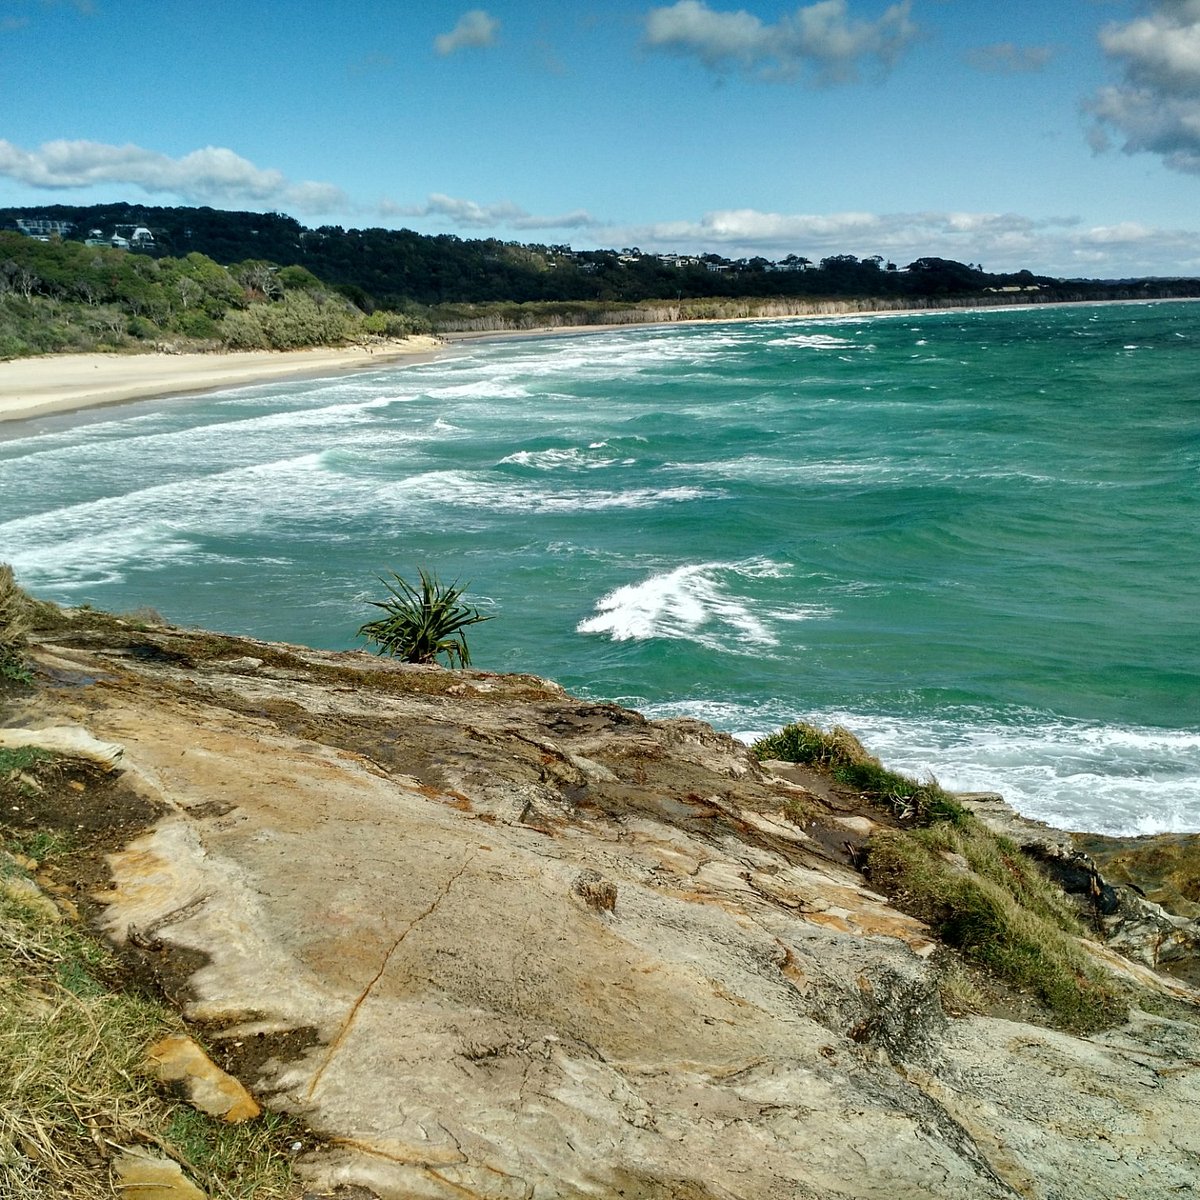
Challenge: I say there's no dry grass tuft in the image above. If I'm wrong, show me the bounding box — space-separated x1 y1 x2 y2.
0 564 31 683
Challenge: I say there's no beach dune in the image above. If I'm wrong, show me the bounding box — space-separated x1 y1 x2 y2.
0 337 445 424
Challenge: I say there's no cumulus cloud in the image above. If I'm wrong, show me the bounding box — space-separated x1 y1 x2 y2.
378 194 1200 274
384 193 598 231
434 9 499 56
643 0 918 84
965 42 1052 75
0 138 348 212
590 205 1200 276
609 207 1064 255
1087 0 1200 173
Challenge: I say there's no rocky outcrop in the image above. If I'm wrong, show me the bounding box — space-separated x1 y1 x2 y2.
961 793 1200 987
5 616 1200 1200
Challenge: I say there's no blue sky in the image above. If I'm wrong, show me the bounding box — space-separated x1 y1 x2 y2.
2 0 1199 276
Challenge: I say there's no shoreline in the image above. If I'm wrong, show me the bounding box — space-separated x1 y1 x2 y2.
2 295 1193 428
440 293 1200 346
0 336 447 425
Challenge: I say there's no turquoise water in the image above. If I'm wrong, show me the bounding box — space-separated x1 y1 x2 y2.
2 301 1198 834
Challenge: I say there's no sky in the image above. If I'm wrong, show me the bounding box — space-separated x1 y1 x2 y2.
1 0 1199 277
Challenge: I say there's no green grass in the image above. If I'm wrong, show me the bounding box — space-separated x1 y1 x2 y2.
754 720 1127 1031
869 824 1125 1030
0 835 302 1198
752 721 967 824
0 747 52 776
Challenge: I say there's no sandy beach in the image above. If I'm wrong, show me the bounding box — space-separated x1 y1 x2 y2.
0 336 446 424
3 297 1184 427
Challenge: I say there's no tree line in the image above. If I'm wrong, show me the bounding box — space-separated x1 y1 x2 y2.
0 231 425 358
4 201 1199 357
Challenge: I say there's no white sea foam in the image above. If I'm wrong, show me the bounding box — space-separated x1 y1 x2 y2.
766 333 858 349
577 559 807 652
4 523 202 589
672 455 897 484
498 447 617 470
384 470 708 513
0 452 362 585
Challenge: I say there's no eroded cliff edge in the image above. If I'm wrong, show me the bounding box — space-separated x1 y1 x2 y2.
4 610 1200 1200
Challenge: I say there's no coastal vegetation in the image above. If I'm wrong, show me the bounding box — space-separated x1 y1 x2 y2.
0 770 302 1198
0 567 303 1197
753 722 1125 1030
358 569 493 667
5 201 1200 358
0 231 427 359
0 566 32 685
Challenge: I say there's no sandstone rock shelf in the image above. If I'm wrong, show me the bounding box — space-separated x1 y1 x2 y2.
4 612 1200 1200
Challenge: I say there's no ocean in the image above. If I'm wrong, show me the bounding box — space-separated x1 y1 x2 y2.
2 301 1197 835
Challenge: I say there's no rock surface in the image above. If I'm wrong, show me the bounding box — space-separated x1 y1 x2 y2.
145 1033 262 1122
111 1149 207 1200
6 619 1200 1200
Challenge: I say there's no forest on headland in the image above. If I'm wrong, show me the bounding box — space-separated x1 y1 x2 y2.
3 201 1199 358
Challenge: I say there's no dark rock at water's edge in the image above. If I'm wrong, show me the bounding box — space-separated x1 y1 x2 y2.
1074 830 1200 920
959 793 1200 987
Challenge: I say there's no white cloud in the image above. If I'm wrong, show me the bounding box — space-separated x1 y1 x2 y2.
434 9 499 56
643 0 918 84
1087 1 1200 173
512 208 597 231
388 193 597 231
377 196 1200 276
592 206 1200 276
964 42 1053 75
0 138 348 213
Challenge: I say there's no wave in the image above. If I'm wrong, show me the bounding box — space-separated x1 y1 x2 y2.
3 522 203 589
384 470 710 513
766 333 864 350
0 452 343 585
498 446 620 471
576 559 827 652
668 455 899 484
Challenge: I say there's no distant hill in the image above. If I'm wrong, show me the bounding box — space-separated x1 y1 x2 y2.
7 201 1195 313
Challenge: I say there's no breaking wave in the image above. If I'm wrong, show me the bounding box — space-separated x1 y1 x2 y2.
577 559 830 652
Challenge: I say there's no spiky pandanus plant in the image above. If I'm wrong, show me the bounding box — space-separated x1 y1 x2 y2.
357 569 493 667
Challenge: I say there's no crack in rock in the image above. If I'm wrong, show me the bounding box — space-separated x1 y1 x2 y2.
306 852 476 1100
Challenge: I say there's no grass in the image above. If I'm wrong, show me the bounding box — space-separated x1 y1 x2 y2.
752 721 967 824
0 834 303 1198
754 720 1127 1031
0 564 33 685
0 747 52 776
868 823 1125 1031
